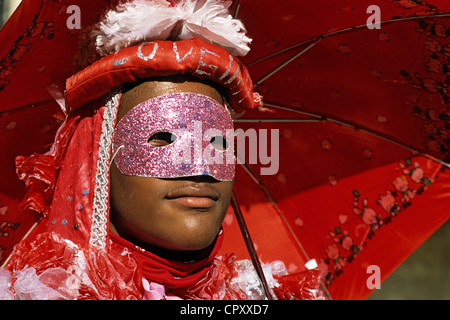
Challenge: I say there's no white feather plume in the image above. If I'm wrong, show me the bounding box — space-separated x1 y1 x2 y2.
93 0 252 57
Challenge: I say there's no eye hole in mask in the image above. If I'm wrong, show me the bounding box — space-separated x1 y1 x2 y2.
148 131 177 147
210 136 229 151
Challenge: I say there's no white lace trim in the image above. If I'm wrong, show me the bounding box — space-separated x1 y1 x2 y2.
89 88 121 249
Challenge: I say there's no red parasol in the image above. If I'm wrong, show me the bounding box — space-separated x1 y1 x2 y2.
0 0 449 300
219 0 450 299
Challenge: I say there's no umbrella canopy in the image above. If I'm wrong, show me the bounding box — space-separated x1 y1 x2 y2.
219 0 450 299
0 0 113 265
0 0 449 300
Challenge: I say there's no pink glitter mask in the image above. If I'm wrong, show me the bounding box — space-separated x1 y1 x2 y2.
112 93 235 181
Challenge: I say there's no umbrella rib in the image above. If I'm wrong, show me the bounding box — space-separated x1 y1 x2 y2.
237 159 311 261
251 102 450 168
248 13 450 67
246 38 319 67
0 100 49 116
0 217 42 268
230 191 274 300
238 160 334 299
327 117 450 168
231 0 241 19
234 118 321 123
263 102 323 119
250 13 450 85
253 38 323 88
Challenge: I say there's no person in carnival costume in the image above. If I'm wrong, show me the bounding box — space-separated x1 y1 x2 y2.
0 0 323 300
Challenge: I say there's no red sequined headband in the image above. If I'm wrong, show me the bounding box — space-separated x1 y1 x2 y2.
65 38 260 113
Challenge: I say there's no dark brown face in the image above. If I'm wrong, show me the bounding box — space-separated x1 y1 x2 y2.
109 75 234 254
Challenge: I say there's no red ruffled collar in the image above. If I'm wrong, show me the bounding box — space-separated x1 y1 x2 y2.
109 231 223 290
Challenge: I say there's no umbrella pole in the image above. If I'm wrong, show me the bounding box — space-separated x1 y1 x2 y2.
230 191 274 300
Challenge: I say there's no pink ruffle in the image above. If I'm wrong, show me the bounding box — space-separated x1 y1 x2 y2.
142 279 182 300
0 267 77 300
0 269 13 300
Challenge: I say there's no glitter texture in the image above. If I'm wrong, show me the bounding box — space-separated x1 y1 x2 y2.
112 93 235 181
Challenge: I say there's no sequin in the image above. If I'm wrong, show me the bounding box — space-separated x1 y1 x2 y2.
112 93 235 181
112 58 127 66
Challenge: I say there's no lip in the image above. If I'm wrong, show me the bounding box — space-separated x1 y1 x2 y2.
165 185 219 209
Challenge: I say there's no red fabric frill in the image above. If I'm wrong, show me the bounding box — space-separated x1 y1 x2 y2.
273 269 323 300
5 232 143 300
110 231 248 300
